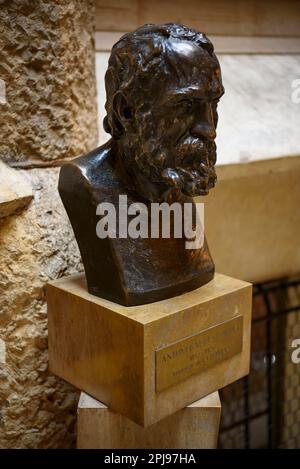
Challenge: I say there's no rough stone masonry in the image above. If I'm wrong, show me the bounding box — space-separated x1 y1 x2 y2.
0 0 98 448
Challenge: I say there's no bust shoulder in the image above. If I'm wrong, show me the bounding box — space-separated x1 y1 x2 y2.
59 141 116 189
60 139 112 181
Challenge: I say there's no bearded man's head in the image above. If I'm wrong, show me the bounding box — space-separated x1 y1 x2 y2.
104 23 224 201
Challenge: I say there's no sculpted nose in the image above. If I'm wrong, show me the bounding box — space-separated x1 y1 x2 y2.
191 103 216 141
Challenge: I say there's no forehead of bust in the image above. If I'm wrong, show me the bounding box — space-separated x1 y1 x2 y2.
150 38 222 103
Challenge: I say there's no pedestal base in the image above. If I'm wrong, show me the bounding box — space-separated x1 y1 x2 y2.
47 272 252 426
77 391 221 449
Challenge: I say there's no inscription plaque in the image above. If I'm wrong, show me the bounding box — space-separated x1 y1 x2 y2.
156 315 243 391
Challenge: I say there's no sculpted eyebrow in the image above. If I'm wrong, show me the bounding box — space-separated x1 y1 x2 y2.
167 90 205 103
165 86 224 105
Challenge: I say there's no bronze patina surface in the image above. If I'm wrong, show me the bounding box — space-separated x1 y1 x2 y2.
59 23 224 306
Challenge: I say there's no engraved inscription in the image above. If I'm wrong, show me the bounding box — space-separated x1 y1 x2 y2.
156 315 243 391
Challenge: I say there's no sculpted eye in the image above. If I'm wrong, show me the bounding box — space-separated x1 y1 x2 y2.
178 100 193 112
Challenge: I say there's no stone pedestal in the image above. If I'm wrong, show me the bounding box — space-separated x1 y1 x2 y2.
77 391 221 449
47 272 252 427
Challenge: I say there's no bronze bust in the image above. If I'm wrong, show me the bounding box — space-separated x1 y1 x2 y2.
59 23 224 306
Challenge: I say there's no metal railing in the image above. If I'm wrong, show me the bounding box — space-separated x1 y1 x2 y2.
219 277 300 449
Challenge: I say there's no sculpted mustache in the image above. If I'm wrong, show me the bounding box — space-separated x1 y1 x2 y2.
162 159 217 189
176 165 216 182
176 139 215 154
176 142 216 168
176 134 214 146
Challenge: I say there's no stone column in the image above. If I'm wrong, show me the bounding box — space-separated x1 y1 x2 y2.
0 0 98 167
0 0 98 448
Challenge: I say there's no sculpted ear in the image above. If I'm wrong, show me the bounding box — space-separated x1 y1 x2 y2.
112 91 132 137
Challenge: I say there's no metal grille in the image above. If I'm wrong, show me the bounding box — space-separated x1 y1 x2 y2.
219 277 300 449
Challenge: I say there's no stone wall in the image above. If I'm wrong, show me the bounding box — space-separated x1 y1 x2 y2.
0 0 98 167
0 0 98 448
0 169 82 448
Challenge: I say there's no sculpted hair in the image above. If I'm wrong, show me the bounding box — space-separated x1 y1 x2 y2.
103 23 215 138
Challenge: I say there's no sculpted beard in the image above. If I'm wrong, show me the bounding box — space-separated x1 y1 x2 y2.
170 136 217 196
130 134 217 198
